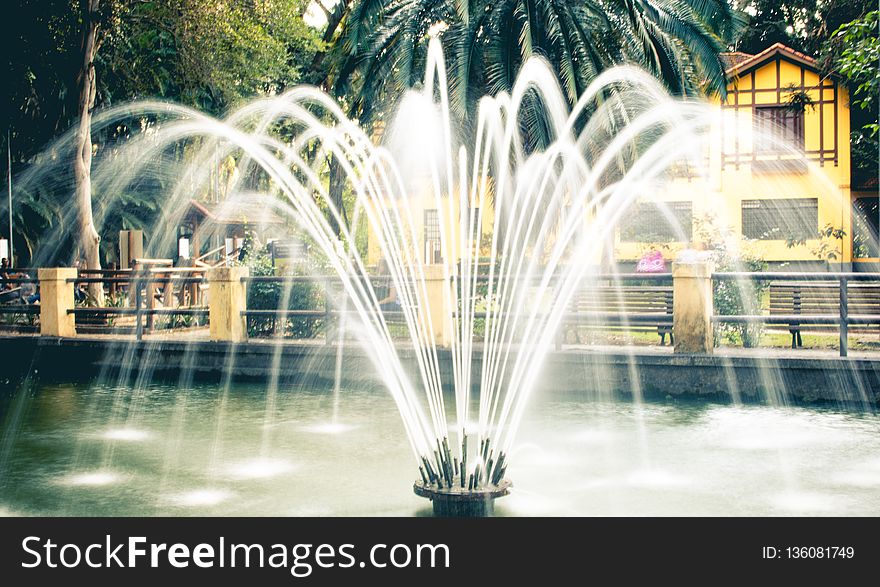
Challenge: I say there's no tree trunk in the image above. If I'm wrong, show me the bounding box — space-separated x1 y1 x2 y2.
327 154 348 237
74 0 103 304
308 0 350 86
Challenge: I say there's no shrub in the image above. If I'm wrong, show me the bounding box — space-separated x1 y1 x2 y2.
240 244 325 339
693 214 768 347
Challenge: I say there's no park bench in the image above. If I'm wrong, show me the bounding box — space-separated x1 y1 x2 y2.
0 277 39 332
0 287 22 304
769 281 880 348
563 284 674 345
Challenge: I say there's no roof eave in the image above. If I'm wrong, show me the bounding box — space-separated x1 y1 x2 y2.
725 43 819 79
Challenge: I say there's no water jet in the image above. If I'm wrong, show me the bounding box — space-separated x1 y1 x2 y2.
1 32 874 519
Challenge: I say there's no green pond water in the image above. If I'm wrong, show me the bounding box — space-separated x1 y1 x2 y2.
1 379 878 516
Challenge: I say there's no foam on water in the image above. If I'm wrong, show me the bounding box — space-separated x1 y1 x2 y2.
302 422 356 435
101 428 152 442
60 470 125 487
223 458 296 480
769 491 839 514
625 469 693 489
166 488 235 507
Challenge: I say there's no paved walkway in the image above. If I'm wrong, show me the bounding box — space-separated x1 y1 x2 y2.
555 342 880 360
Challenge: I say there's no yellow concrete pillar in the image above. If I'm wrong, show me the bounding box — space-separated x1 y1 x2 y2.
421 264 452 347
672 260 714 354
38 268 77 338
208 267 249 342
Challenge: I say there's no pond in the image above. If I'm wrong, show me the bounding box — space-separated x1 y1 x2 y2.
1 379 878 516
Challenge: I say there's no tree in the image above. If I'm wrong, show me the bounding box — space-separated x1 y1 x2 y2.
100 0 322 114
73 0 104 301
6 1 83 183
6 0 322 266
306 0 743 238
326 0 743 139
734 0 870 56
827 11 879 117
822 10 879 176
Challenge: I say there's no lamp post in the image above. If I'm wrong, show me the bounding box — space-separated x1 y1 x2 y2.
6 128 12 266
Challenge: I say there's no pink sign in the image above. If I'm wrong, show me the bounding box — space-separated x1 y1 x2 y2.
636 250 666 273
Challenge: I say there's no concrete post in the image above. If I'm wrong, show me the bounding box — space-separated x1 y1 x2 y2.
38 268 77 338
672 260 714 354
422 264 452 347
118 229 143 270
208 266 249 342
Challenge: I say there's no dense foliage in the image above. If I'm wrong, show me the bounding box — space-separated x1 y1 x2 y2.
5 0 322 265
3 1 876 266
8 0 322 157
734 0 870 56
101 0 322 113
240 243 326 339
326 0 744 142
823 10 879 177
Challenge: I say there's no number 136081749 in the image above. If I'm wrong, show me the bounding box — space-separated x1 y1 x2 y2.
763 546 855 559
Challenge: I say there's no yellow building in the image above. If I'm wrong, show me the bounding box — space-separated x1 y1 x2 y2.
367 43 875 271
615 43 869 271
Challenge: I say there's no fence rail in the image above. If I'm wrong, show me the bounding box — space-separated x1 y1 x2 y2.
2 268 880 356
0 268 209 340
83 272 205 340
0 305 40 314
712 272 880 357
713 271 880 281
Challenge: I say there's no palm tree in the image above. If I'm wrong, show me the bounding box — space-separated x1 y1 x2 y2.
326 0 742 140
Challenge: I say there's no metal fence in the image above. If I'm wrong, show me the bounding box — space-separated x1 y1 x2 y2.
3 268 879 357
0 268 208 340
237 272 676 346
712 272 880 357
70 271 208 340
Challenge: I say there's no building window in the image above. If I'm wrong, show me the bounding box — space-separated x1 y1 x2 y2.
619 201 693 243
853 197 879 258
754 105 804 154
741 198 818 240
424 209 441 264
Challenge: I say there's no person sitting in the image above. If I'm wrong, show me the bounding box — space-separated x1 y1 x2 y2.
0 258 19 303
378 284 399 312
72 259 87 303
375 259 401 312
73 283 86 304
20 275 39 304
0 258 11 289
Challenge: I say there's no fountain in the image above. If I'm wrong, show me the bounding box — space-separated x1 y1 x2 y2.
411 435 513 516
1 38 874 518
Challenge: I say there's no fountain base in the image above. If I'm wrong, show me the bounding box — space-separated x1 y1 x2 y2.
413 479 512 517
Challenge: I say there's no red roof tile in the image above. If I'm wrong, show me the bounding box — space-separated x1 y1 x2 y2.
719 52 753 70
724 43 817 76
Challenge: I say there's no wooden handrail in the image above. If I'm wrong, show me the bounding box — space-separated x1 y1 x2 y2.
195 245 227 263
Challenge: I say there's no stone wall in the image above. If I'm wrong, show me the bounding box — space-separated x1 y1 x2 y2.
4 336 876 406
